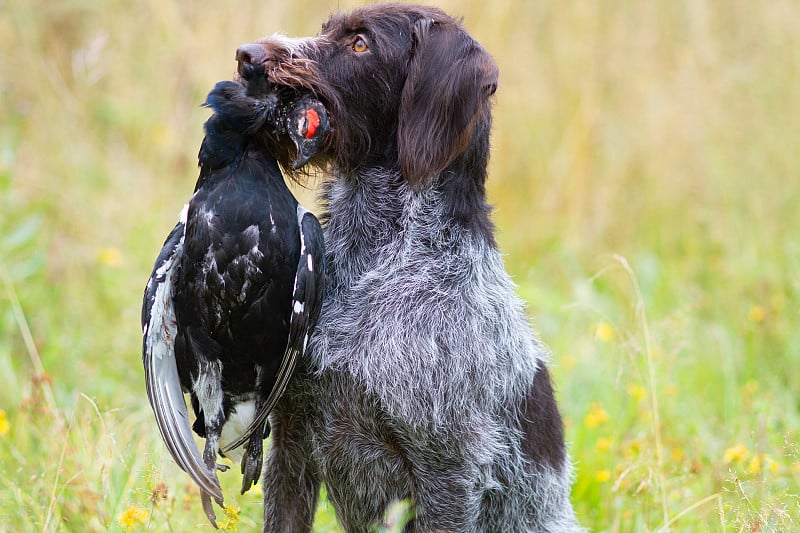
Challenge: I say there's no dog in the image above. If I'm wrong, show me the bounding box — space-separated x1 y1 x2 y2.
235 4 580 531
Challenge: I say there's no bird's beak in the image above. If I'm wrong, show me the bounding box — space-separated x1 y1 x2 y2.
292 146 316 169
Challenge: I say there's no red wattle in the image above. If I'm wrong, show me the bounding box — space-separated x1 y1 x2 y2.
305 109 320 139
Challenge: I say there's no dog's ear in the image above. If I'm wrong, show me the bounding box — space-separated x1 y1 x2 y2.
398 18 499 187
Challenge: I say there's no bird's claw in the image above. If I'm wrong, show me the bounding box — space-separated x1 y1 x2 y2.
201 491 220 529
240 451 263 494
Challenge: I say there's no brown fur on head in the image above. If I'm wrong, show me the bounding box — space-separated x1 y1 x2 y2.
235 3 498 187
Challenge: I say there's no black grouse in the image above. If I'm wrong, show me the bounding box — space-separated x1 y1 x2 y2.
141 66 328 527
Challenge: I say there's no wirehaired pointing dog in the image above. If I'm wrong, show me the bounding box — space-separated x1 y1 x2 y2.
236 4 580 531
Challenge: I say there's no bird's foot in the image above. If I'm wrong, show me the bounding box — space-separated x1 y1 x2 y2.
240 435 264 494
240 453 263 494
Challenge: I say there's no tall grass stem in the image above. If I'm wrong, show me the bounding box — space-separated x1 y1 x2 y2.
613 254 670 526
0 265 56 410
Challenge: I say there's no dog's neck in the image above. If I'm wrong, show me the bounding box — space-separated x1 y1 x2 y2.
318 168 404 288
320 165 496 289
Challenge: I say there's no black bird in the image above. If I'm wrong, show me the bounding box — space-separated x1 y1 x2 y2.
141 67 327 527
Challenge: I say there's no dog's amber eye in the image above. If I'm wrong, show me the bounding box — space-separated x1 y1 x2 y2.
352 36 368 53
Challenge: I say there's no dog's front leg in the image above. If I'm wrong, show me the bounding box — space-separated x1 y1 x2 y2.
408 462 482 533
262 402 320 533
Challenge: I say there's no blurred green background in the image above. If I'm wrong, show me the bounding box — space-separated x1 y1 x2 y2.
1 0 798 530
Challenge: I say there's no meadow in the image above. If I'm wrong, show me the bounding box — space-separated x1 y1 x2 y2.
1 0 799 530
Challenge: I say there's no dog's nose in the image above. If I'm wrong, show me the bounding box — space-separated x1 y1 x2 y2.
236 43 266 66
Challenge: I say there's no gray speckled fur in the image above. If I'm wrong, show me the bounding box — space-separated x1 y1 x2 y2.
263 168 580 532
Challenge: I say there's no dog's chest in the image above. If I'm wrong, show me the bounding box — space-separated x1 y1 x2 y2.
313 246 533 423
311 173 540 421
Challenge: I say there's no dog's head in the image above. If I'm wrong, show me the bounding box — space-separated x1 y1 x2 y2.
235 3 499 187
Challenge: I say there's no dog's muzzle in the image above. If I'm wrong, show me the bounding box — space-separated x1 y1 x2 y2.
236 43 267 71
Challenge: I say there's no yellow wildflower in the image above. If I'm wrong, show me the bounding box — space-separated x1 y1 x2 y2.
594 322 615 343
220 506 240 531
626 383 646 402
748 305 765 323
748 454 761 474
595 437 613 453
766 456 779 472
595 470 611 483
723 443 750 465
623 438 643 458
748 454 778 474
584 403 609 429
0 410 9 436
97 247 123 267
117 505 148 531
671 447 685 462
664 383 678 396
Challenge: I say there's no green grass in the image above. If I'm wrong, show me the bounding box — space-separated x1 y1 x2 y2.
2 0 799 530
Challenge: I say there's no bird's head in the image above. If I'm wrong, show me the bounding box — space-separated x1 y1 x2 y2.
232 62 332 173
286 96 331 170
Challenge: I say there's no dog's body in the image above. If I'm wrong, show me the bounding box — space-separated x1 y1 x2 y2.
237 4 580 531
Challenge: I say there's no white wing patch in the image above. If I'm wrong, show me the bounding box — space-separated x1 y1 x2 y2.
179 203 190 225
146 240 183 366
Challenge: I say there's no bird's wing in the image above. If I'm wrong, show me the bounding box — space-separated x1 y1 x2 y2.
142 220 224 505
221 205 325 454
